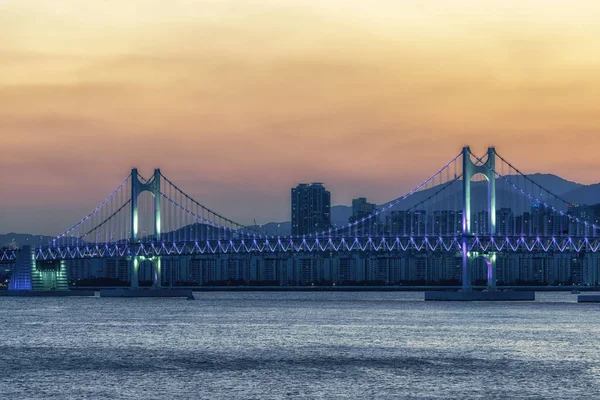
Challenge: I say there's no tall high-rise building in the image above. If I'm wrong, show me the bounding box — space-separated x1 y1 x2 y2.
386 210 429 236
104 259 130 282
567 204 595 236
291 183 331 236
350 198 376 221
496 208 515 236
472 210 489 235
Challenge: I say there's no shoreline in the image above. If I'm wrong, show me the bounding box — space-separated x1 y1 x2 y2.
63 285 600 292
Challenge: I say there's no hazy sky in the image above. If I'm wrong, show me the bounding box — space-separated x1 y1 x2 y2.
1 0 600 235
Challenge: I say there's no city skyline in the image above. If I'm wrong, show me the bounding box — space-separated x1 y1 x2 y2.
1 158 600 236
2 0 600 234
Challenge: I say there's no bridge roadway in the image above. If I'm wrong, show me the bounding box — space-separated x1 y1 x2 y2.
2 147 599 300
2 235 600 261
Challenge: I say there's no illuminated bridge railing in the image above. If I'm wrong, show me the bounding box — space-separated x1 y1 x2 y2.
6 236 600 261
0 248 18 262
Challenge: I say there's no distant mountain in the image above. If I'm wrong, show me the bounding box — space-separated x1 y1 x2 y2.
245 222 291 236
506 173 583 197
326 173 599 222
157 221 292 238
562 183 600 205
332 205 352 226
0 233 54 248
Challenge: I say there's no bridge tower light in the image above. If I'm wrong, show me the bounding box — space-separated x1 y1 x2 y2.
130 168 162 289
461 146 497 292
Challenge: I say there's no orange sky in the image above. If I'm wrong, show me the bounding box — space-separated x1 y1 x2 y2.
1 0 600 234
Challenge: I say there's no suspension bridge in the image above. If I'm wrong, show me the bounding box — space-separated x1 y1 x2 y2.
2 146 599 297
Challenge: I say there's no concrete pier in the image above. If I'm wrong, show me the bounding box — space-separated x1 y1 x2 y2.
425 290 535 301
0 290 95 297
577 295 600 303
100 289 194 299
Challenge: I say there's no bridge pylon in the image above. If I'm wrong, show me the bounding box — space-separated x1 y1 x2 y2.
130 168 162 288
461 146 496 291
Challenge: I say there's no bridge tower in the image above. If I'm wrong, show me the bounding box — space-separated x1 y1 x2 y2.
130 168 162 288
462 146 496 291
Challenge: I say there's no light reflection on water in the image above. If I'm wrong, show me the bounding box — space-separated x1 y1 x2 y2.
0 291 598 399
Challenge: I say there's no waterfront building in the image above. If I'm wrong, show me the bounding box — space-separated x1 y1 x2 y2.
137 259 153 282
293 256 325 284
66 259 99 280
104 259 129 282
331 254 362 283
365 256 389 283
161 258 187 285
257 256 288 284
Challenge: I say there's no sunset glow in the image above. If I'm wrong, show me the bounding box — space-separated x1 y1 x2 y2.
2 0 600 234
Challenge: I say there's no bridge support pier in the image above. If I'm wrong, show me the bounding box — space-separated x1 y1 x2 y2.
131 257 140 288
463 252 497 292
461 240 471 292
129 256 162 289
487 253 497 291
425 291 535 301
153 257 162 288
